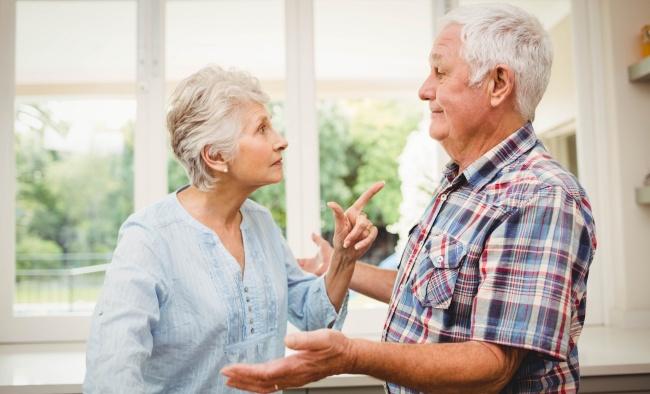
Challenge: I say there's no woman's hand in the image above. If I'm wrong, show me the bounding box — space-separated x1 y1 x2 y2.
323 181 384 311
329 181 384 263
299 181 384 275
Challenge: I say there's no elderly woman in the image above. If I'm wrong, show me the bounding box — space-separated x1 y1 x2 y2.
83 65 383 393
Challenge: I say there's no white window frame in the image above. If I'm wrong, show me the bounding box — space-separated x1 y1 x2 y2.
0 0 167 343
0 0 606 344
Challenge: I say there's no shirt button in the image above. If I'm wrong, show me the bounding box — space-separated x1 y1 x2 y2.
250 318 254 324
435 256 444 263
244 287 248 292
399 284 404 291
246 296 250 302
440 194 447 201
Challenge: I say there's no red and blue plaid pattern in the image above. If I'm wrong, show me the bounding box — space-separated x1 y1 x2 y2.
382 124 597 393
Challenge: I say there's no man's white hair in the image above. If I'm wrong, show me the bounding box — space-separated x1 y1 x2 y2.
439 3 553 121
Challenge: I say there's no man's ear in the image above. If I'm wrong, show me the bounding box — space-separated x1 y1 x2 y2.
489 64 515 108
201 146 228 173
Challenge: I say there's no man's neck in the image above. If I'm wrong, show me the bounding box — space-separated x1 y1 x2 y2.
454 115 528 174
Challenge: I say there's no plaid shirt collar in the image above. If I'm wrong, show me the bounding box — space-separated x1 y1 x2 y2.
443 122 538 189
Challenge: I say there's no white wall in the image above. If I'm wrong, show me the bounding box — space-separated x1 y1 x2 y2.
535 15 576 134
601 0 650 327
575 0 650 328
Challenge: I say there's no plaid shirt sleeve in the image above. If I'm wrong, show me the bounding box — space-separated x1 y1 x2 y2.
471 183 592 360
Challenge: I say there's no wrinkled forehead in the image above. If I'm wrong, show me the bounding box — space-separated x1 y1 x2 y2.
429 25 463 66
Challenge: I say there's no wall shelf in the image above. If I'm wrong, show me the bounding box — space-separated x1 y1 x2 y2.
636 186 650 204
628 56 650 82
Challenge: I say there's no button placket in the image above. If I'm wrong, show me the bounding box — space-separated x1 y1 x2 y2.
243 284 255 334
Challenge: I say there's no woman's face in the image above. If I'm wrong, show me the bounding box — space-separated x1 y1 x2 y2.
227 101 288 189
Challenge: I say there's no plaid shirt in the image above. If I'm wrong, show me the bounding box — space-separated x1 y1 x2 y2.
382 124 597 393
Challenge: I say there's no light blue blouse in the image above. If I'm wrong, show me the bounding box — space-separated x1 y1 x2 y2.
84 188 347 393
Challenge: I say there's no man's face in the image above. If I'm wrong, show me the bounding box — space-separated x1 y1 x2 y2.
418 25 490 158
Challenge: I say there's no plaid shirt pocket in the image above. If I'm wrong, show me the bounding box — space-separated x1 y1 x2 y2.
411 235 466 309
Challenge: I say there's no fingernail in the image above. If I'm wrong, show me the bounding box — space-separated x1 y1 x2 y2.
355 244 361 250
343 241 349 248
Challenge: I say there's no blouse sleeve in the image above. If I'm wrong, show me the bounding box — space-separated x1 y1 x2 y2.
279 233 348 331
83 218 168 393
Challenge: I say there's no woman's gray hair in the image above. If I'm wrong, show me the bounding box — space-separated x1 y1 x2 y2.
167 65 269 191
439 3 553 122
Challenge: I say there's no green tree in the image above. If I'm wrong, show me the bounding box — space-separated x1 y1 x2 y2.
317 101 354 233
347 99 421 226
316 98 421 233
15 102 134 269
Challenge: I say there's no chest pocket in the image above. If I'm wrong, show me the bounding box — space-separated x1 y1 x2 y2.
411 234 466 309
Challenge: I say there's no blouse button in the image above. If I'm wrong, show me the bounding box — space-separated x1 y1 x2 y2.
248 306 252 312
250 318 254 324
244 287 248 292
246 296 250 302
251 328 255 334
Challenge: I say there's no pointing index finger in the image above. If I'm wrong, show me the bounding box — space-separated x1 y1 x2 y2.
347 181 385 215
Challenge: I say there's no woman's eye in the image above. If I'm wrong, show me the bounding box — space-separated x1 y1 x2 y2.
258 125 266 133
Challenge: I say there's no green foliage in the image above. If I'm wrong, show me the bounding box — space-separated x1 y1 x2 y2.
246 98 421 235
319 99 421 232
250 182 286 231
15 102 134 267
317 101 354 232
14 98 421 271
15 236 62 270
168 153 190 193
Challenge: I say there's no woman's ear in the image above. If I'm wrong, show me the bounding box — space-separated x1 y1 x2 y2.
489 64 515 108
201 146 229 173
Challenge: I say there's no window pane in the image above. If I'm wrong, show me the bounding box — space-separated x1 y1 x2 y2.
166 0 287 230
15 1 136 316
315 0 435 308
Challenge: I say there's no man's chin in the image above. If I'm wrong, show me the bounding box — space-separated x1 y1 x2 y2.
428 126 449 142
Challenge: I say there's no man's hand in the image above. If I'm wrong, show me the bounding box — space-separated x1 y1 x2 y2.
297 233 332 276
221 329 352 393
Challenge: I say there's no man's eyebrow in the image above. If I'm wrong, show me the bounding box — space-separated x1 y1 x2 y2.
429 53 442 67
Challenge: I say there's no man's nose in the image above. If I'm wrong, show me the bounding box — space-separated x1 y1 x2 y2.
418 74 435 101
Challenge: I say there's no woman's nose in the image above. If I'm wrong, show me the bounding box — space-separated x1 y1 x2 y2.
275 131 288 151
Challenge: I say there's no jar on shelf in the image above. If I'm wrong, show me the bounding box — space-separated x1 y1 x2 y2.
641 25 650 57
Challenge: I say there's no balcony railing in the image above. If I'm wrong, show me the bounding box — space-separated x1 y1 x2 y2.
15 253 111 315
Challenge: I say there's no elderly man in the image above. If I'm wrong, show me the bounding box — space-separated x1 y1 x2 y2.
221 3 597 393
